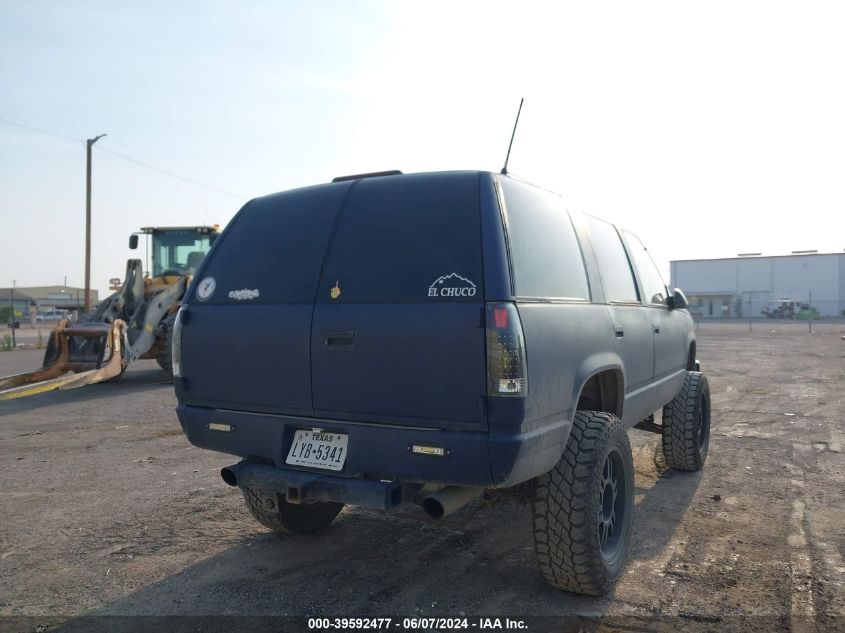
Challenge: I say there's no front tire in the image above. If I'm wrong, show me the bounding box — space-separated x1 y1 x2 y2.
242 487 343 535
155 315 176 376
532 411 634 595
661 371 711 471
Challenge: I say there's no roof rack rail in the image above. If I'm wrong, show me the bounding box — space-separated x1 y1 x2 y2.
332 170 403 183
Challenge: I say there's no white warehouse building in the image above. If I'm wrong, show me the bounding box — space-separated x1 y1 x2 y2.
669 252 845 319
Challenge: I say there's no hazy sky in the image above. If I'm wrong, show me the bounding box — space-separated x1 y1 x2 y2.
2 1 844 296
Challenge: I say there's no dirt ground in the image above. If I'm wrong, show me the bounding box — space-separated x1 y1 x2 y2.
1 322 843 630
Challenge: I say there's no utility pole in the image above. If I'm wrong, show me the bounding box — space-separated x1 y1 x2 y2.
84 133 107 314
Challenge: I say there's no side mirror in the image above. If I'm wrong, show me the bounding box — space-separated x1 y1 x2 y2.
129 234 139 249
667 288 689 310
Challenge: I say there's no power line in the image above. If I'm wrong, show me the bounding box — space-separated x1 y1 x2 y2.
95 146 245 200
0 116 246 201
0 115 82 144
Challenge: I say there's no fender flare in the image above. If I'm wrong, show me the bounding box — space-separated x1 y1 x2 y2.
571 352 626 421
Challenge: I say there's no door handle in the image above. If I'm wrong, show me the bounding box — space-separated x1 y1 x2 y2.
324 330 356 346
613 324 624 338
653 326 660 334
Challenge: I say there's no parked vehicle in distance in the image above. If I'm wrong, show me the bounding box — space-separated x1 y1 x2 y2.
35 308 71 322
761 300 818 320
174 170 709 595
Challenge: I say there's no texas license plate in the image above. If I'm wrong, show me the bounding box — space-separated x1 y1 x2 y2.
286 430 348 471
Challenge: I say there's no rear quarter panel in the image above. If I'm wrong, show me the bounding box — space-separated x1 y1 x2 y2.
488 302 621 485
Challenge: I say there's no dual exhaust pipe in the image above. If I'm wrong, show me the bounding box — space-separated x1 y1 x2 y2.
221 463 483 519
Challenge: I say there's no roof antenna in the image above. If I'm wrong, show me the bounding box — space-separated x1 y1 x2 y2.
500 98 524 175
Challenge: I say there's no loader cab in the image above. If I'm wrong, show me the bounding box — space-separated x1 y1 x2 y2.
130 226 219 280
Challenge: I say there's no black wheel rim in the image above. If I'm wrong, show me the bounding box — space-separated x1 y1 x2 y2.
598 448 627 563
697 390 711 453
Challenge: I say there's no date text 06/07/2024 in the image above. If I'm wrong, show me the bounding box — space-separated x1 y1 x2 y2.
306 617 528 630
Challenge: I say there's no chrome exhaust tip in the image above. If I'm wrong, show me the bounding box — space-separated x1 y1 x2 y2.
421 486 484 519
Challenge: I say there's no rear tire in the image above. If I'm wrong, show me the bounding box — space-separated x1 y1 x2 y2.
242 487 343 535
532 411 634 595
661 371 711 471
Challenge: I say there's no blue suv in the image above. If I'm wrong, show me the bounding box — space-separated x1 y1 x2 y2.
174 170 709 595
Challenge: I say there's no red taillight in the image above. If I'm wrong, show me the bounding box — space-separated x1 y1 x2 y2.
493 307 509 329
485 302 528 397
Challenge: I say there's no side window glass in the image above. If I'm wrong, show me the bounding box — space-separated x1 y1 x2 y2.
624 231 668 306
585 216 639 303
499 179 590 300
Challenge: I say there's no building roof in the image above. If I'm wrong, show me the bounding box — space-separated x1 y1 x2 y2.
0 286 97 302
0 289 35 301
672 251 845 264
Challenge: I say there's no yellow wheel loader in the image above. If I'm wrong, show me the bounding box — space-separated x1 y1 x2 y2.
0 226 219 401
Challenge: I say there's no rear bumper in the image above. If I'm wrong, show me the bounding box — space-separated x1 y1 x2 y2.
221 461 423 512
176 404 570 490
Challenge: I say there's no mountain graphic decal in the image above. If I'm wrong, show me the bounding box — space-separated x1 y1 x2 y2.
428 273 478 298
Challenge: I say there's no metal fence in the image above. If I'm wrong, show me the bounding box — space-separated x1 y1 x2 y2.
688 298 845 333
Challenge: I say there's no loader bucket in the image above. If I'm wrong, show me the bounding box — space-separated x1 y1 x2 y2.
0 319 129 401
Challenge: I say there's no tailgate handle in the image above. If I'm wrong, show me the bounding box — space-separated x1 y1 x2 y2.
324 330 356 346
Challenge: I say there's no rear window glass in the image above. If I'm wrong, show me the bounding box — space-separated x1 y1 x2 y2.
499 178 590 300
585 216 639 303
192 183 350 304
318 172 483 303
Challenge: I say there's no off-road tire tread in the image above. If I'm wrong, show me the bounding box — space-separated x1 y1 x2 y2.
155 315 176 375
241 487 343 535
532 411 632 595
661 371 709 471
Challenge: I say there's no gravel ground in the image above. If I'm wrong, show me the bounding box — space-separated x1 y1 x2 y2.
1 322 843 631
